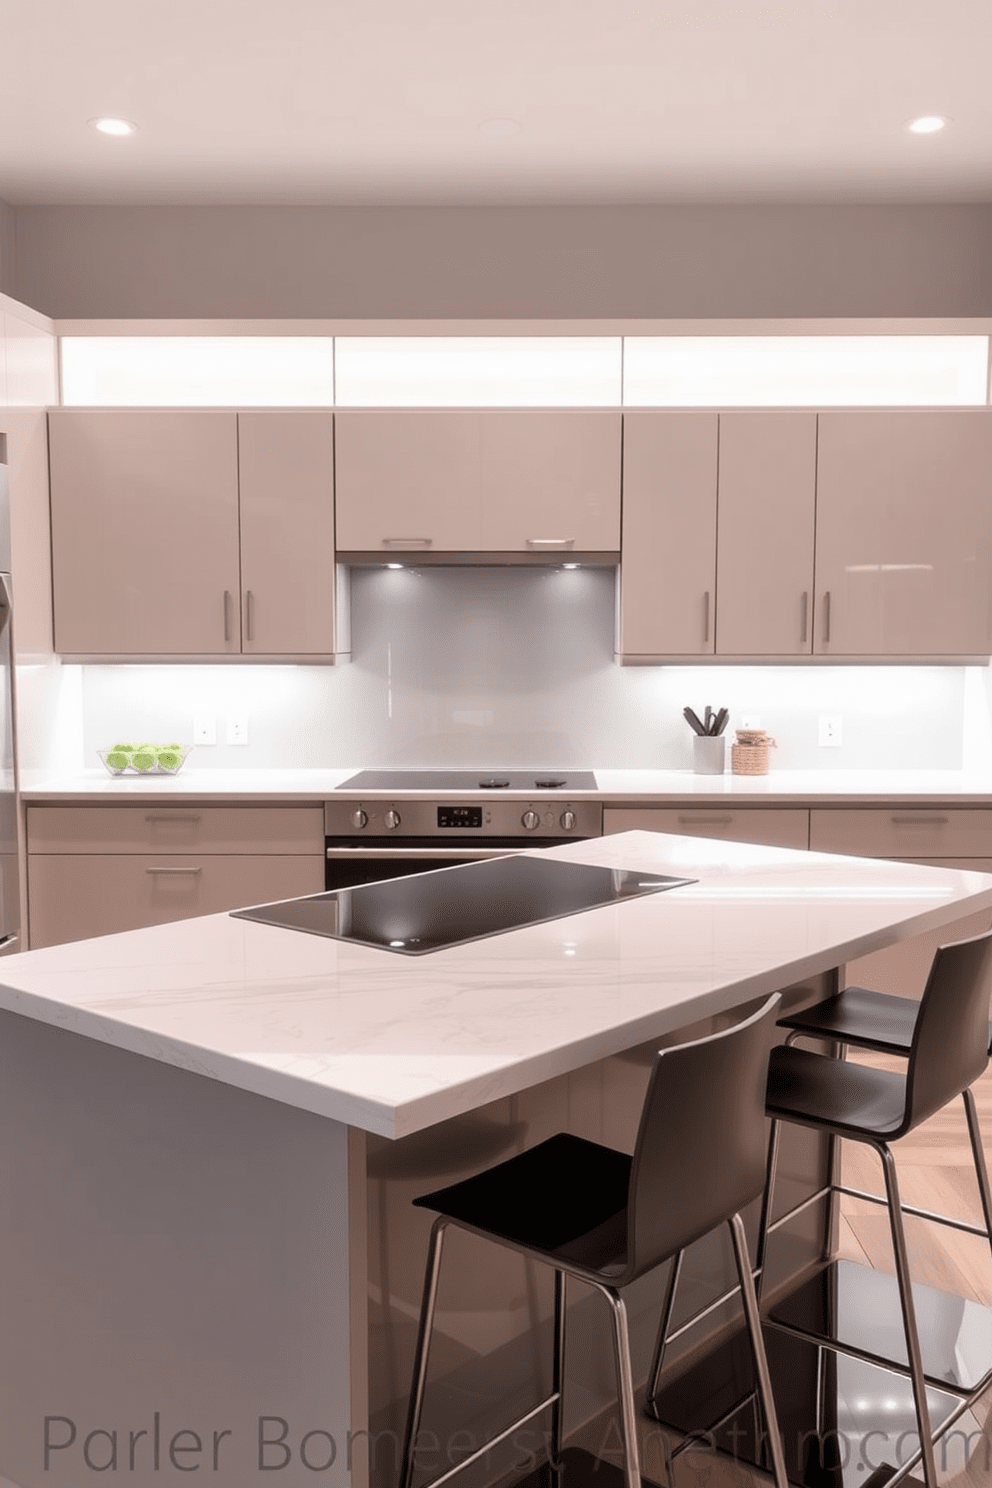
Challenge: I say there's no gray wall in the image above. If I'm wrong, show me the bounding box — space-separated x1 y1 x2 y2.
8 202 992 320
0 200 15 299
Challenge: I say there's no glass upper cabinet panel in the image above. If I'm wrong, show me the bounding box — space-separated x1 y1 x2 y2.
60 337 335 406
334 336 622 406
622 336 990 406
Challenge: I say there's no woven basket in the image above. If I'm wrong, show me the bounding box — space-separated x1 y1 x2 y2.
731 731 777 776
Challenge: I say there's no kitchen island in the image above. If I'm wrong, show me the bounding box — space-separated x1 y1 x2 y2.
0 830 991 1488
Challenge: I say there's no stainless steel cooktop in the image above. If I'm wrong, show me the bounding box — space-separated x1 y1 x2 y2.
336 769 598 792
233 855 694 955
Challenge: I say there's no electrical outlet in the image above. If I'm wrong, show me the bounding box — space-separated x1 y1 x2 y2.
227 713 249 747
740 714 761 729
819 714 843 747
193 714 216 746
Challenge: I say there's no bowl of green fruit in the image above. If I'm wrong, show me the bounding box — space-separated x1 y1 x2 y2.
99 742 192 776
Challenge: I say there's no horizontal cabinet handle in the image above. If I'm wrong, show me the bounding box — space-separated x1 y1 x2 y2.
325 847 515 860
525 538 575 548
890 815 950 826
381 537 433 547
145 866 203 875
144 814 202 824
678 815 733 826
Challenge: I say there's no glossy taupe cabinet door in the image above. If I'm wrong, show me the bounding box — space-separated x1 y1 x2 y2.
477 409 621 551
619 409 718 658
335 408 621 554
814 410 992 657
334 409 483 552
49 409 241 656
715 410 817 656
238 410 336 655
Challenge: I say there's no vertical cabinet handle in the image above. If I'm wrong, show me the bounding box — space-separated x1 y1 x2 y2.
823 591 831 644
703 591 711 645
223 590 233 643
246 590 255 642
800 591 809 645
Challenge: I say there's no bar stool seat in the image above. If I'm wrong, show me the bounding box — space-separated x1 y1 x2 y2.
412 1132 631 1273
766 1042 909 1135
399 995 790 1488
778 981 992 1058
761 927 992 1488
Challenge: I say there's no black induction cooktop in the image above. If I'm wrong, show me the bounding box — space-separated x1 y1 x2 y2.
232 855 695 955
335 769 598 792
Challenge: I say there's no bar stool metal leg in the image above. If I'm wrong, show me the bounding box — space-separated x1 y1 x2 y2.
962 1087 992 1267
549 1270 566 1473
643 1248 684 1419
593 1285 643 1488
755 1117 782 1299
728 1213 789 1488
400 1218 449 1488
875 1142 939 1488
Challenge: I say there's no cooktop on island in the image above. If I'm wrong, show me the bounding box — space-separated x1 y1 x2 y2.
232 854 694 955
336 769 598 792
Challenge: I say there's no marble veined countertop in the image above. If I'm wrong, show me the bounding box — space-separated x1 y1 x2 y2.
1 830 990 1139
19 765 992 804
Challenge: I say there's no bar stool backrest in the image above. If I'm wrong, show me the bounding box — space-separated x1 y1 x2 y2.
905 926 992 1133
622 993 781 1286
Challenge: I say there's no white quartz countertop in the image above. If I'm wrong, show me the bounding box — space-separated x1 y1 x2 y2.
2 831 991 1139
19 766 992 804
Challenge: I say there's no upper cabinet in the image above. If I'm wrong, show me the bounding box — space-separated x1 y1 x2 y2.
50 410 242 656
618 408 992 663
335 409 621 556
49 409 345 660
236 410 338 657
715 411 817 657
813 411 992 658
619 410 718 657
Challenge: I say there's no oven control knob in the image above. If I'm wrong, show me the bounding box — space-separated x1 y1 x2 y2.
384 809 402 830
522 810 541 830
560 810 577 831
350 809 368 830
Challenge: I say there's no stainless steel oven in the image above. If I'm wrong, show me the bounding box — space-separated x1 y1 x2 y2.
324 783 602 891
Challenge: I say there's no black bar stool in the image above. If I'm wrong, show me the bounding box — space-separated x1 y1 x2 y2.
760 927 992 1488
774 972 992 1264
399 994 789 1488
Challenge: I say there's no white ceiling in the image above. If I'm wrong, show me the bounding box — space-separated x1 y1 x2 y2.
3 0 991 207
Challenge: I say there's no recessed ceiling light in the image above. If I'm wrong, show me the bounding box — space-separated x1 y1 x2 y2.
907 115 949 135
477 117 523 142
89 117 138 137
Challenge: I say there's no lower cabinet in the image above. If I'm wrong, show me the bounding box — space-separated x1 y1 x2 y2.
810 808 992 998
26 804 325 949
603 806 810 850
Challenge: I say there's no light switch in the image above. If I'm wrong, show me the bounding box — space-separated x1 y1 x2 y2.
193 714 216 746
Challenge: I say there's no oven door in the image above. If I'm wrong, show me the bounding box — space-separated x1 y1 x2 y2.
324 836 580 890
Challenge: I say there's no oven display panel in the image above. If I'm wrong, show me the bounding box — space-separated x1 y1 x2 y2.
437 806 483 829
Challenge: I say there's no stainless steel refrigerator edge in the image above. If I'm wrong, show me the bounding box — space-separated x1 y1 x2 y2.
0 439 20 953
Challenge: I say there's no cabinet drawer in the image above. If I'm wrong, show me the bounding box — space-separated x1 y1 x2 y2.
27 853 325 949
809 808 992 860
603 807 809 850
26 804 325 855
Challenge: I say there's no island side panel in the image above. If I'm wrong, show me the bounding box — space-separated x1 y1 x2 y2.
0 1009 357 1488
